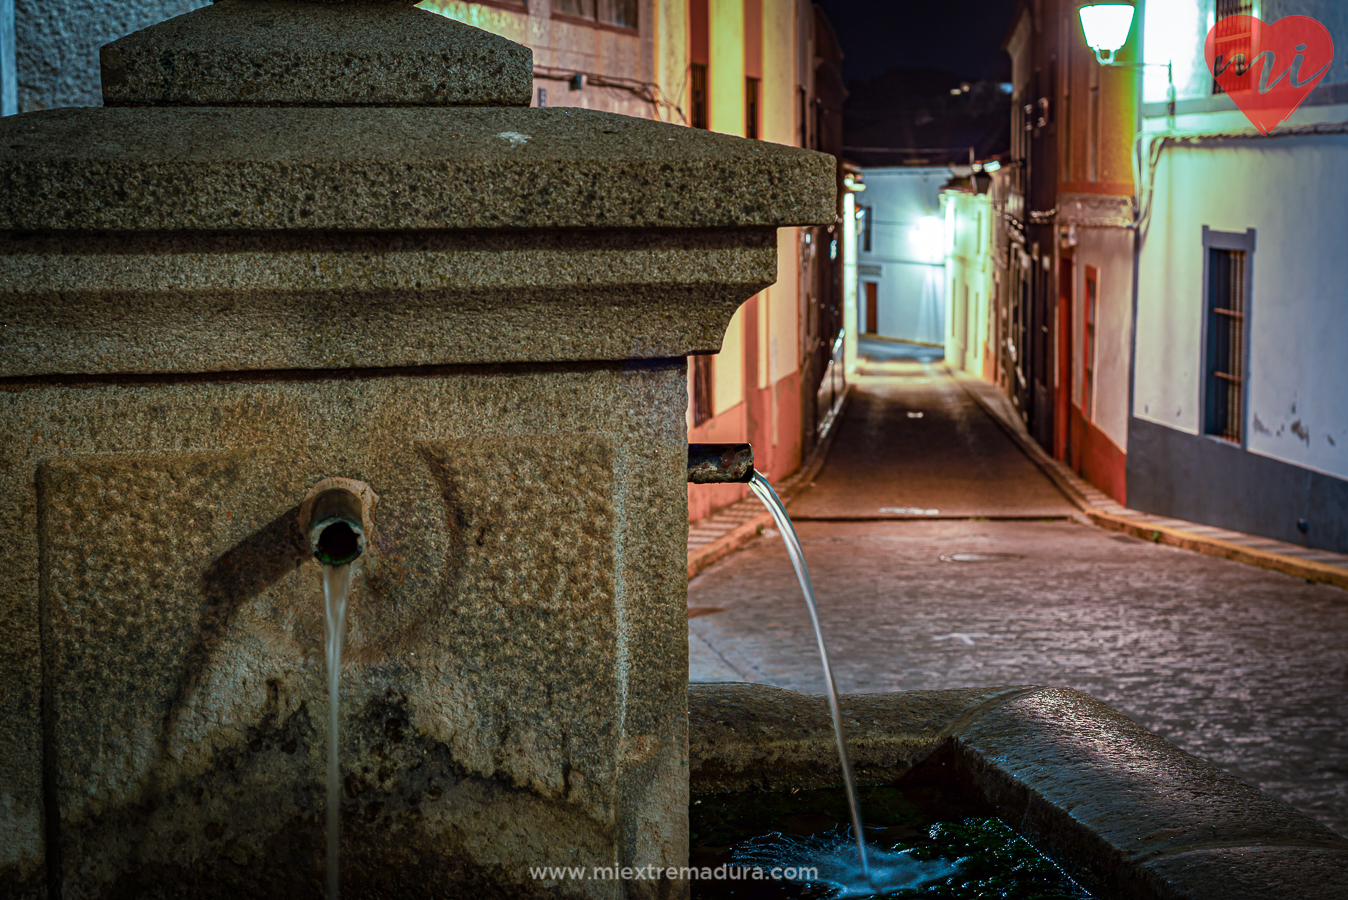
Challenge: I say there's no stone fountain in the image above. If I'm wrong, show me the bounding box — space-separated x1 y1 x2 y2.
6 5 1347 900
0 2 833 897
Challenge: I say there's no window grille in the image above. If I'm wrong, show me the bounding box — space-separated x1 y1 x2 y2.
1204 248 1247 441
745 77 760 140
690 64 709 130
798 86 808 148
1084 267 1098 420
553 0 637 29
1212 0 1255 95
691 354 714 426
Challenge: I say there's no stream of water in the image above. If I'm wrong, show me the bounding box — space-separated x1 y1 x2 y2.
749 471 979 897
322 563 353 900
748 472 871 880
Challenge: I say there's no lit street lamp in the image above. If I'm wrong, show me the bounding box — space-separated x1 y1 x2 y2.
1079 4 1136 65
1078 2 1174 118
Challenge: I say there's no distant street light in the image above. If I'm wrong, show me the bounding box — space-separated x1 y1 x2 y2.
1079 4 1136 65
1078 2 1174 119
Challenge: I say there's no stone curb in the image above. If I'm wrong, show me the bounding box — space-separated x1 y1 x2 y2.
948 368 1348 592
1085 509 1348 590
689 682 1348 900
686 385 851 580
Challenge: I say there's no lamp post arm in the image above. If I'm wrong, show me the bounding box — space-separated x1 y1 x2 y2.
1097 55 1175 120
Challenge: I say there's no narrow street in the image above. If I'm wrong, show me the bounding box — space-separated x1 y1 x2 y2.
689 343 1348 838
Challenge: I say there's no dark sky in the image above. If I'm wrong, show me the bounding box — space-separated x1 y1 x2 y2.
813 0 1021 86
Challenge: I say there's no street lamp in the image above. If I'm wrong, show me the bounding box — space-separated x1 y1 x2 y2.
1078 2 1174 118
1079 4 1136 65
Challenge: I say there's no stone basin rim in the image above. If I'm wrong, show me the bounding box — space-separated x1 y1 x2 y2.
688 682 1348 900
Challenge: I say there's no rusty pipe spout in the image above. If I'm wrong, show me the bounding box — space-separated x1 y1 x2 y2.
687 443 754 483
307 487 366 567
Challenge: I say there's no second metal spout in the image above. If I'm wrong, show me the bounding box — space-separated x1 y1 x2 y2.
307 487 366 567
687 443 755 483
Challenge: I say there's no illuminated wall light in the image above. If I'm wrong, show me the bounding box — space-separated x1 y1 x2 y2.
1079 4 1136 65
913 215 944 263
1142 0 1204 103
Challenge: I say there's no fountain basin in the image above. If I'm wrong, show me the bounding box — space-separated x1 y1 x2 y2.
688 683 1348 899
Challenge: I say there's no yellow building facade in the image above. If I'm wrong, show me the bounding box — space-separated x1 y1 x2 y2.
420 0 830 522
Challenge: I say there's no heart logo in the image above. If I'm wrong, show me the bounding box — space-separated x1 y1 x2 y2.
1204 15 1334 135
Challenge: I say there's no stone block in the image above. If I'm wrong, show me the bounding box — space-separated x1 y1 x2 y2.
100 1 534 107
951 686 1347 896
0 3 836 893
2 364 690 898
0 106 836 233
688 682 1027 792
1137 846 1348 900
688 684 1348 900
0 228 778 378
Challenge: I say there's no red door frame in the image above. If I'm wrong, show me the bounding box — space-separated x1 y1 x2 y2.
1054 251 1073 462
864 281 878 334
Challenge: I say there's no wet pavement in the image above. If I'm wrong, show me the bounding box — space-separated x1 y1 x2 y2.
689 358 1348 838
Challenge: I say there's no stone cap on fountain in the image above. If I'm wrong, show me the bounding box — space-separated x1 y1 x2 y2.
0 0 836 379
100 0 534 107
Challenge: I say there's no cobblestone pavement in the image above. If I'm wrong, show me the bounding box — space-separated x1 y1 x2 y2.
689 368 1348 838
788 361 1074 520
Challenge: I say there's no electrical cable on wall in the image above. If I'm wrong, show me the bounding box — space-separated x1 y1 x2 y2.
533 65 686 124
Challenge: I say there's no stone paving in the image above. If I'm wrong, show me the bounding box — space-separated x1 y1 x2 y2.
688 362 1348 838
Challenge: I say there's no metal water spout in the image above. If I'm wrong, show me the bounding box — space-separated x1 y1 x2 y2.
301 478 378 567
688 443 755 483
308 489 365 566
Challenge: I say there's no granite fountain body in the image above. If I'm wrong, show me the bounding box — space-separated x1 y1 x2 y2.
0 3 834 897
5 5 1347 900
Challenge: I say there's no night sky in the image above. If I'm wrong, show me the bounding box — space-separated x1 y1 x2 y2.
813 0 1021 86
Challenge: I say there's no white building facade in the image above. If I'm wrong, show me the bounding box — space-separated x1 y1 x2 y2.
854 167 948 348
943 185 995 379
1130 0 1348 552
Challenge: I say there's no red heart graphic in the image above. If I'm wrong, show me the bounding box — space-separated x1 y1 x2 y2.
1204 15 1334 135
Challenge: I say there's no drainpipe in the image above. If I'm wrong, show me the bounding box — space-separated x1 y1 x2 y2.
1 0 16 117
841 172 864 375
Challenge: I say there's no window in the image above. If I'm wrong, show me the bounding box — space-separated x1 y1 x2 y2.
690 63 708 129
858 205 872 252
1083 266 1098 420
1202 227 1255 443
553 0 637 30
798 86 808 148
1088 58 1100 181
745 77 760 140
1211 0 1255 96
691 354 714 426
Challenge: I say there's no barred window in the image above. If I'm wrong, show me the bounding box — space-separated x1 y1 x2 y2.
553 0 637 29
1212 0 1255 96
1204 246 1248 442
690 354 714 426
690 64 709 130
1084 266 1098 421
